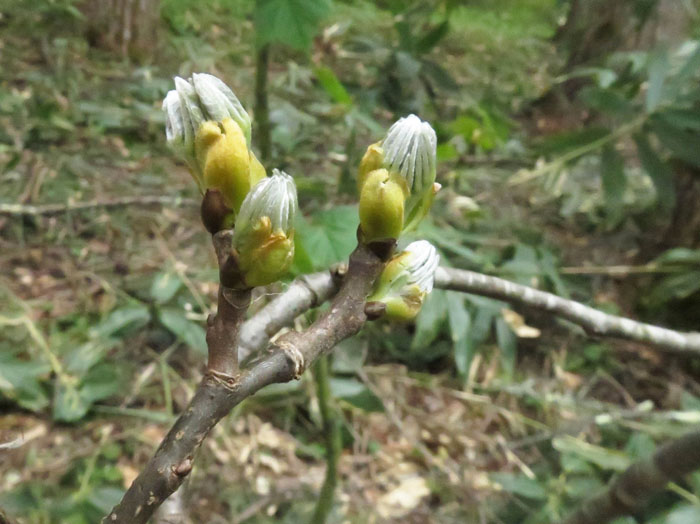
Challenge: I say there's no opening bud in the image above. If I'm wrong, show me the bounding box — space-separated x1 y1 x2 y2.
368 240 440 321
357 115 438 242
163 73 263 218
232 170 298 288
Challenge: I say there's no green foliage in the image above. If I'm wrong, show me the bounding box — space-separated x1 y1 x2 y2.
254 0 332 50
532 39 700 223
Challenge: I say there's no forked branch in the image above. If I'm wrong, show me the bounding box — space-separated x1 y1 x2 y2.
103 244 383 523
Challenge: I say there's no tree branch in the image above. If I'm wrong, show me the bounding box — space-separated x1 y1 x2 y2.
562 430 700 524
103 244 384 523
238 269 343 360
434 267 700 356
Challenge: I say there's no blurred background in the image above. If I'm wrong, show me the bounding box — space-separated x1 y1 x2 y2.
1 0 700 522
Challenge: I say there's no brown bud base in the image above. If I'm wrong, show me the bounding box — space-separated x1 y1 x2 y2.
219 252 249 290
366 238 397 261
201 189 234 234
356 226 397 261
364 301 387 320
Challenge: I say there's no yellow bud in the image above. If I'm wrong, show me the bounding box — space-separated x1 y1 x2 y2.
235 216 295 287
359 168 405 243
357 143 384 193
196 118 251 214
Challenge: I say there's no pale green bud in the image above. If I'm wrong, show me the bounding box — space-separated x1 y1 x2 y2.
232 170 298 288
382 114 437 222
368 240 439 321
357 115 438 240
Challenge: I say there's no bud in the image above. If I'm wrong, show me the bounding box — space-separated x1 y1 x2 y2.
358 169 405 244
232 170 298 288
163 73 262 217
368 240 439 321
357 115 438 242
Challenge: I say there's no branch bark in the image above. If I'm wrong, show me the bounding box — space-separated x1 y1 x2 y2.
103 244 383 523
238 269 343 361
562 430 700 524
433 267 700 356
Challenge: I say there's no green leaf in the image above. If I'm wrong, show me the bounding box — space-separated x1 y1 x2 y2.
666 42 700 101
447 292 472 378
53 382 89 422
314 66 352 105
490 472 546 501
150 272 183 304
657 109 700 132
294 205 359 271
416 20 449 54
633 132 675 211
411 289 447 350
552 436 631 471
535 127 608 156
666 505 700 524
158 308 207 354
80 363 122 404
653 248 700 266
86 487 125 515
330 378 383 412
650 116 700 167
648 270 700 307
495 316 517 378
0 353 50 412
254 0 332 51
646 47 669 112
600 144 626 213
331 337 367 374
92 305 150 339
64 340 117 375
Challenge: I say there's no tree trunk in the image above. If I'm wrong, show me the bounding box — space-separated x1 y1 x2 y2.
82 0 160 62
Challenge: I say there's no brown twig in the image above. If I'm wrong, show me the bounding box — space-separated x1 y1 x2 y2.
103 243 384 523
562 430 700 524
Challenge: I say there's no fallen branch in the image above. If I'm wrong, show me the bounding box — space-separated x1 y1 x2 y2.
103 244 384 523
0 196 197 216
562 430 700 524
